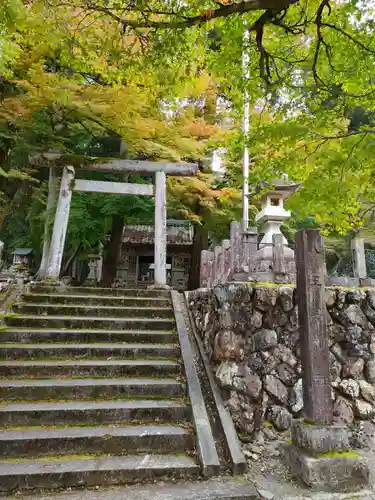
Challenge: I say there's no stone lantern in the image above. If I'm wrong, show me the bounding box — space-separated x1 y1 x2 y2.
254 175 300 262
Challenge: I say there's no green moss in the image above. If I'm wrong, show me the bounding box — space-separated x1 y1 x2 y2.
0 453 107 463
303 419 323 427
230 476 251 485
263 420 274 429
249 282 296 288
2 421 193 431
317 450 361 459
237 433 252 443
0 395 189 405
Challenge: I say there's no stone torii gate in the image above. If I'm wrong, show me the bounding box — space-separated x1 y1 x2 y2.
37 157 197 287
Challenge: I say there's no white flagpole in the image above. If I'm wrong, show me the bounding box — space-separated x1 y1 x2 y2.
242 26 250 232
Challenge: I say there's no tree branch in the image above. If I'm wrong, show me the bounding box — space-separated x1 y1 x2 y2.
321 22 375 55
81 0 299 30
312 0 331 87
316 130 375 140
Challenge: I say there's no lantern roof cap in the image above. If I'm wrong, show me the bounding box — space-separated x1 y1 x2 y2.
250 174 301 199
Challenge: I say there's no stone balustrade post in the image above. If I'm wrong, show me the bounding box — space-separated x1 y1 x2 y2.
200 250 210 288
222 239 231 283
244 227 258 272
207 251 215 289
351 236 367 280
214 245 223 285
230 222 246 279
272 233 286 276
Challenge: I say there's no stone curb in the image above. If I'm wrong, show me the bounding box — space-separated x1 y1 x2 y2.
184 291 247 475
171 290 220 477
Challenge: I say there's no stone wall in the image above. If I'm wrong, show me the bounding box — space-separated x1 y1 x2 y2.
188 283 375 437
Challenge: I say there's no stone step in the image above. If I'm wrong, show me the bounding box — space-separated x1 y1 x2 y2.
0 453 200 493
0 360 182 379
0 343 180 360
7 478 261 500
22 293 171 308
13 303 174 319
0 400 190 427
0 329 177 344
0 378 186 402
0 424 194 458
4 315 175 331
28 285 171 298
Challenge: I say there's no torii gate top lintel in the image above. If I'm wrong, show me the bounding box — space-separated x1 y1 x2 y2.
31 153 198 177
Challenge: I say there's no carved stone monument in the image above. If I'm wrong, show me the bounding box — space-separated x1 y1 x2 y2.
285 229 369 492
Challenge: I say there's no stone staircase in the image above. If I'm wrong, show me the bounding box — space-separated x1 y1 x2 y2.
0 285 213 494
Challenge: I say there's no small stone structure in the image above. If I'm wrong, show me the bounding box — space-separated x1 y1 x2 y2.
11 248 33 269
86 245 103 284
252 176 299 278
116 221 193 290
188 284 375 438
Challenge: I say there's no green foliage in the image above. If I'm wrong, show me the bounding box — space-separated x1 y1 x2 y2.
0 2 227 262
3 0 375 261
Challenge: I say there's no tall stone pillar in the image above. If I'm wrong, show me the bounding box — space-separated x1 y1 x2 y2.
285 229 368 491
154 170 167 286
46 166 75 279
295 229 332 424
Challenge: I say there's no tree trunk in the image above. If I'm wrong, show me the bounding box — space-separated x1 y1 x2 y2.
35 167 58 280
188 222 208 290
61 241 81 278
100 215 124 287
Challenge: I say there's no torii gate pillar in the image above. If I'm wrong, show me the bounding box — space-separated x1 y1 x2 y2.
154 170 167 287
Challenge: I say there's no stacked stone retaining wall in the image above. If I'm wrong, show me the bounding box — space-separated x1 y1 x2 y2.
188 284 375 438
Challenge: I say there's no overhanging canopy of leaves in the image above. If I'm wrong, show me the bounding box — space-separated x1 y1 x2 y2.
0 0 235 257
3 0 375 237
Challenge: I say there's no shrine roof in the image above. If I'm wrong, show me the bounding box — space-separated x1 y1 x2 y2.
12 248 33 255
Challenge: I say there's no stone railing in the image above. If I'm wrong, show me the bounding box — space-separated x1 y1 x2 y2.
200 225 375 289
200 222 295 287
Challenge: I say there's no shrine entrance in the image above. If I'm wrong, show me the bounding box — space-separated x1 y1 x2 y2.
34 156 197 287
